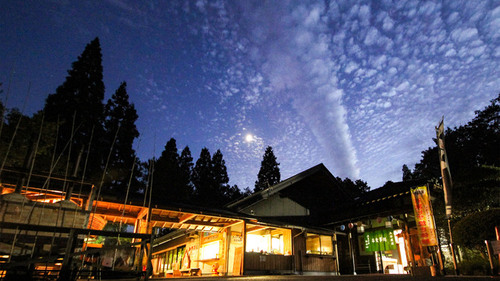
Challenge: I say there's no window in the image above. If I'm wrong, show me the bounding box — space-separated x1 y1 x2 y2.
245 226 291 255
306 233 333 255
201 241 220 260
153 245 185 272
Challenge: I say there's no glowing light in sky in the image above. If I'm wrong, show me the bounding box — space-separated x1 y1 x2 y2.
245 134 254 143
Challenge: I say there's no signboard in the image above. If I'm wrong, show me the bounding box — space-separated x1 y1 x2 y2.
411 186 438 246
363 229 397 252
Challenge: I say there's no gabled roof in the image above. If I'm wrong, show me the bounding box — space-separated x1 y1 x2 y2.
227 163 354 215
322 179 430 226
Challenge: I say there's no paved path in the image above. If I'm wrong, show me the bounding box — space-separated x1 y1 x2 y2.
106 274 498 281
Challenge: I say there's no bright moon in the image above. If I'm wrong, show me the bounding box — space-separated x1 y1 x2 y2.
245 134 254 142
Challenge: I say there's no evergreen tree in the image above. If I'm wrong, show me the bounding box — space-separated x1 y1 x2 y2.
338 177 370 197
354 179 370 194
192 147 213 205
410 93 500 217
43 37 105 179
226 185 252 203
103 82 140 194
153 138 180 204
402 164 414 181
254 146 280 192
178 146 194 201
211 149 231 206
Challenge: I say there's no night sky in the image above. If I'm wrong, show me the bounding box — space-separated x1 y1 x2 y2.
1 0 499 190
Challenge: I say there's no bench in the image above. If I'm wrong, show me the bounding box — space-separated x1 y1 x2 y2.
180 268 201 276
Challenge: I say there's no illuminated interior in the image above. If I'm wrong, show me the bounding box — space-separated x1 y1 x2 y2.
245 225 291 255
306 233 333 255
201 241 220 260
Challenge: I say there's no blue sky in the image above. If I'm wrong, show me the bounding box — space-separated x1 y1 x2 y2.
1 0 499 190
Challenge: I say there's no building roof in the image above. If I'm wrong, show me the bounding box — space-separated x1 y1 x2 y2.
322 179 430 226
227 163 354 220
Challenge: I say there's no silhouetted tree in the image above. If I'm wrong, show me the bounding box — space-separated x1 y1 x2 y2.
211 149 231 205
337 177 370 198
255 146 280 192
402 164 414 181
192 147 213 205
191 148 234 207
409 93 500 217
43 37 105 180
354 179 370 194
103 82 140 194
178 146 194 202
153 138 184 204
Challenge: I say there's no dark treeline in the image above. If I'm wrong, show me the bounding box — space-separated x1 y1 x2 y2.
0 37 372 209
0 37 249 208
402 93 500 219
401 93 500 257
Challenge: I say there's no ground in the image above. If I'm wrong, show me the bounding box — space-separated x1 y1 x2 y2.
106 274 497 281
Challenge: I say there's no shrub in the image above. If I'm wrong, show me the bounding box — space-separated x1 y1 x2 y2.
459 257 491 275
453 209 500 249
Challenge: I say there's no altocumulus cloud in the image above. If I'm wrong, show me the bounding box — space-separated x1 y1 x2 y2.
133 0 499 189
188 0 499 189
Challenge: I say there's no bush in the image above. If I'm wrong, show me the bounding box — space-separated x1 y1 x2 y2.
459 257 491 275
453 209 500 248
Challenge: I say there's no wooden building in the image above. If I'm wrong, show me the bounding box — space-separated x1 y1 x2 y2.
323 179 442 276
0 163 442 278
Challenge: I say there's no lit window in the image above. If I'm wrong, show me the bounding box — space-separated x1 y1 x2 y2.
306 233 333 255
246 234 266 253
201 241 220 260
246 226 291 255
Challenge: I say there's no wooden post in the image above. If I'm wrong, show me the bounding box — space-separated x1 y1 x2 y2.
404 214 416 276
136 240 145 281
448 218 459 275
485 240 496 276
58 228 76 281
241 220 246 276
496 226 500 275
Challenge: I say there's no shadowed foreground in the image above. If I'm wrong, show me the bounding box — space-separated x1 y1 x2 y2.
106 274 498 281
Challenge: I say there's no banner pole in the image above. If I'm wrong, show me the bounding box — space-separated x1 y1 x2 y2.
447 218 459 275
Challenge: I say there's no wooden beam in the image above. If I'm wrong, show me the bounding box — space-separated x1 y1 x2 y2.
93 208 140 220
246 225 266 233
178 213 196 224
0 221 151 239
137 207 149 220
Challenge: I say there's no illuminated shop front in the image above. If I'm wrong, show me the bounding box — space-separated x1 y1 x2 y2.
151 219 339 277
358 226 409 274
332 182 443 276
152 230 230 277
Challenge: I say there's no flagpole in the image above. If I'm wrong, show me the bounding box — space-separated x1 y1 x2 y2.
436 117 459 275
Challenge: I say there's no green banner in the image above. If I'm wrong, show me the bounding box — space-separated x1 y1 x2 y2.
364 229 397 252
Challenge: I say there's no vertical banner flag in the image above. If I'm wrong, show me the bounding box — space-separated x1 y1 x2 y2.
411 186 438 246
436 118 453 218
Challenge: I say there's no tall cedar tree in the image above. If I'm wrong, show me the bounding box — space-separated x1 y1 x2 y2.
178 146 194 200
192 148 213 205
401 164 414 181
255 146 280 192
103 82 140 194
153 138 180 204
192 148 233 207
211 149 231 206
43 37 105 179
